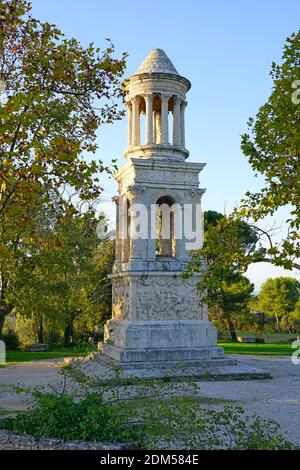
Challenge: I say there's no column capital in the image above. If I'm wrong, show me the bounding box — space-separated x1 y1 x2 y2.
181 100 188 108
112 195 120 204
161 92 171 101
144 93 153 101
173 94 182 104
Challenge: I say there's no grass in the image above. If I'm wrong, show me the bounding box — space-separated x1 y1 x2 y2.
3 346 94 366
219 341 293 356
0 339 295 366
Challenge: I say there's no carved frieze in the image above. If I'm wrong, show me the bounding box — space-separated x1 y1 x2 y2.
134 276 204 321
112 278 130 320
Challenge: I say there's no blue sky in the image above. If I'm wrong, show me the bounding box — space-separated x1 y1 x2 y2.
30 0 299 289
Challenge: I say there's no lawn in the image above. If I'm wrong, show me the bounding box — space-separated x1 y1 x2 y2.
219 341 293 356
2 346 93 366
0 342 294 366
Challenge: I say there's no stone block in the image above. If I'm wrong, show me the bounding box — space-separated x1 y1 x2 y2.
25 344 49 352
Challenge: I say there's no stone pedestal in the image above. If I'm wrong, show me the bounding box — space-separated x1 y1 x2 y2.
101 269 226 370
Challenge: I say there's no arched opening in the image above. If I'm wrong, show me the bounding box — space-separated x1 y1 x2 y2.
153 95 161 144
156 196 176 258
139 96 146 145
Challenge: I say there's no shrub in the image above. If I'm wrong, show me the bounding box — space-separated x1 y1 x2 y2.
143 402 297 450
1 391 138 444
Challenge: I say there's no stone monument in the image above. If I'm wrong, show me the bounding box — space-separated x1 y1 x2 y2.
98 49 269 380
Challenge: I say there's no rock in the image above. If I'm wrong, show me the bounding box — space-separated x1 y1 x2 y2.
0 430 132 450
237 337 256 343
25 344 49 352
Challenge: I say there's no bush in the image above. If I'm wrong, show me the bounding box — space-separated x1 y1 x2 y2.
1 391 138 444
142 402 297 450
0 330 20 350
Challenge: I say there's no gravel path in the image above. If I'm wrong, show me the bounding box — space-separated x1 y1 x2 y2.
198 355 300 445
0 355 299 445
0 359 64 412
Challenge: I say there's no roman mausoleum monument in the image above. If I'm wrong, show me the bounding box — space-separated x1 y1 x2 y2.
98 49 269 379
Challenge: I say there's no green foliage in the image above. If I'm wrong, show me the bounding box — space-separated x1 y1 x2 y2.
2 390 137 443
140 400 296 450
240 31 300 270
0 0 126 333
291 296 300 331
185 212 256 340
257 277 299 332
1 190 115 343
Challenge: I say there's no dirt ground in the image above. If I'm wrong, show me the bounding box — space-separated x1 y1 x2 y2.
0 355 299 445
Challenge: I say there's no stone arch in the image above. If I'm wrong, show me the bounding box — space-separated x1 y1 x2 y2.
148 189 185 206
156 195 175 257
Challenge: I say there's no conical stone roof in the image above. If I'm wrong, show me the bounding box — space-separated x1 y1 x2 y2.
136 48 179 75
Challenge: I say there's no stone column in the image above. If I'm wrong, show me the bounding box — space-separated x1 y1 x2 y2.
145 94 153 144
127 186 146 260
155 112 161 144
126 101 132 147
161 93 169 144
172 95 181 145
180 100 187 147
132 96 140 146
153 110 157 143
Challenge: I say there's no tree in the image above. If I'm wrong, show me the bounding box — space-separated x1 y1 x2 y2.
240 31 300 270
9 192 115 345
185 211 256 340
257 277 299 333
209 274 254 342
0 0 126 333
291 297 300 333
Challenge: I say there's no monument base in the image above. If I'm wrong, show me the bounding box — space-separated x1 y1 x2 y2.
92 351 271 381
96 319 271 380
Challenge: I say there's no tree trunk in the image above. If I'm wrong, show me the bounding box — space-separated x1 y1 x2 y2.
37 318 44 343
227 316 238 342
275 315 281 333
64 319 73 346
0 303 13 336
0 313 5 337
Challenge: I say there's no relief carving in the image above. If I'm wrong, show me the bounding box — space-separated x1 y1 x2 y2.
112 278 130 320
135 169 198 184
135 277 203 321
